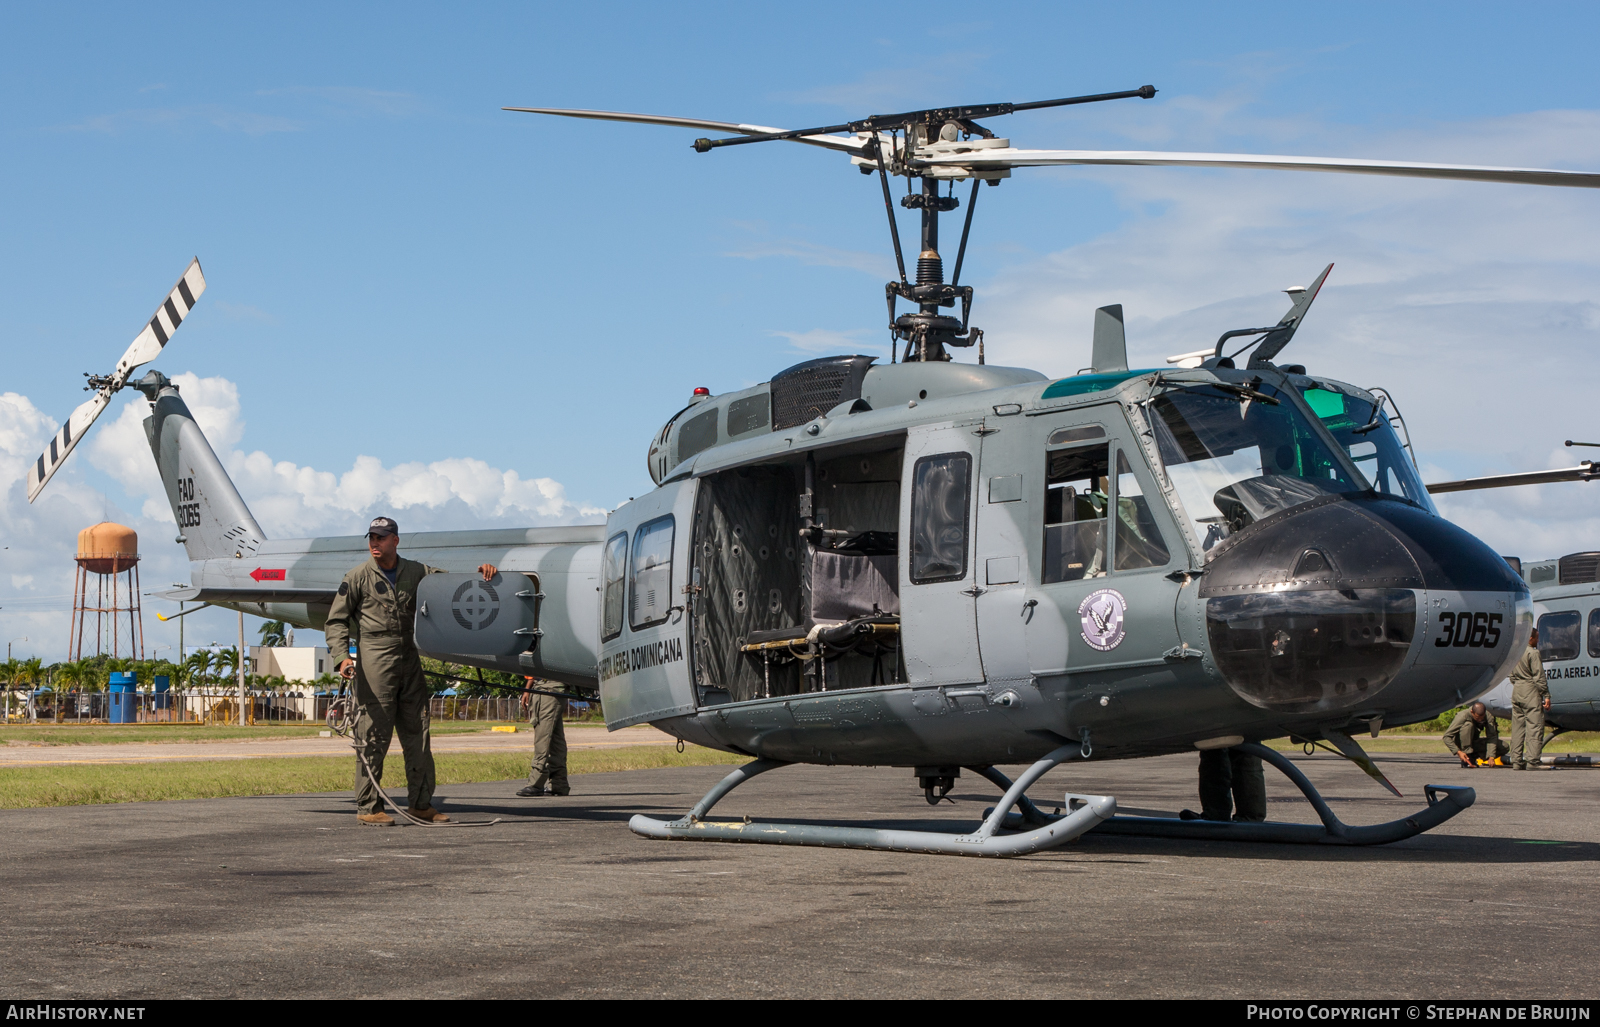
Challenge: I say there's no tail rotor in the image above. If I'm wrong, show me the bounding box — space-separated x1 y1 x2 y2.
26 258 206 503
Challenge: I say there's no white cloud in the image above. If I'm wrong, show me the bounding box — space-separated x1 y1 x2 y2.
84 372 606 539
955 105 1600 558
2 376 604 661
768 328 879 355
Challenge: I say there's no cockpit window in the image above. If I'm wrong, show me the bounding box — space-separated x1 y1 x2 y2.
1151 381 1361 552
1301 385 1437 514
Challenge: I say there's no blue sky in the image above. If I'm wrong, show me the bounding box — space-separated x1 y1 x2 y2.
3 2 1599 661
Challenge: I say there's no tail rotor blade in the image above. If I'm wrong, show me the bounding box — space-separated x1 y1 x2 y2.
27 257 207 504
112 257 207 388
26 391 112 503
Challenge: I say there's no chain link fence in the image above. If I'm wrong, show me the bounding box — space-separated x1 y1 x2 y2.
12 689 595 725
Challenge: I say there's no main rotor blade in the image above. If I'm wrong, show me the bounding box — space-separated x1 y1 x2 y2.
503 107 870 155
916 148 1600 188
26 257 207 504
1427 464 1600 494
26 391 112 503
113 257 208 389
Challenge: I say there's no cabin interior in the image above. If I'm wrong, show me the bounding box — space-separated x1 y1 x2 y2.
690 438 906 706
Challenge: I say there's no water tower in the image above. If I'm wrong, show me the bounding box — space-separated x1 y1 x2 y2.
69 522 144 660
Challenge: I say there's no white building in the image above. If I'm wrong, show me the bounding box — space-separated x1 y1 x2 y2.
247 645 332 683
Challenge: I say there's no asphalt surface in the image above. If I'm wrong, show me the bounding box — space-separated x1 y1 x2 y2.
0 724 677 766
2 751 1597 999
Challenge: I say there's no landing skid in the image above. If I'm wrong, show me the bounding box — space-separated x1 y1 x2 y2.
628 744 1116 857
991 743 1476 846
632 741 1476 857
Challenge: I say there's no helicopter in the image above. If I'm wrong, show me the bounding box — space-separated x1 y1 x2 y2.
27 85 1600 857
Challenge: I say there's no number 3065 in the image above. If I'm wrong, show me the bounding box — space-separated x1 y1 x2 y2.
1434 611 1502 648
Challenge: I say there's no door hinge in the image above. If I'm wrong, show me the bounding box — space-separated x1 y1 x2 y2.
961 585 987 598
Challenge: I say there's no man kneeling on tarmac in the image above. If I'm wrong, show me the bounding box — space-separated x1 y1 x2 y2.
1444 701 1509 769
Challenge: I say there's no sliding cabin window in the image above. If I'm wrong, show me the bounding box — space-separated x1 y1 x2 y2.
909 453 971 584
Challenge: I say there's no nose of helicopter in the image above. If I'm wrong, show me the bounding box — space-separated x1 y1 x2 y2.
1201 493 1530 717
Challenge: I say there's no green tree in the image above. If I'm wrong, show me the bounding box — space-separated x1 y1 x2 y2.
257 620 288 647
184 650 214 689
215 647 239 684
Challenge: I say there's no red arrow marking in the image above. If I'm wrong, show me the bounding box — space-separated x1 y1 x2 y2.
250 568 286 582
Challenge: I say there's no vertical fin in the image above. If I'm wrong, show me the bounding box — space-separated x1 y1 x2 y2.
143 381 266 562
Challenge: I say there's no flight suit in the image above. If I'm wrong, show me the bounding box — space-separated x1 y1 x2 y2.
1508 646 1550 769
1198 747 1267 822
1443 707 1508 766
526 688 570 795
325 556 445 813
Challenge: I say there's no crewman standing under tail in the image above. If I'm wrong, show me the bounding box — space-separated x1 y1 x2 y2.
325 516 498 825
518 677 570 797
1509 627 1553 770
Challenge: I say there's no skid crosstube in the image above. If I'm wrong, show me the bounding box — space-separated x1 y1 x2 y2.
992 742 1476 846
630 741 1475 857
629 744 1116 858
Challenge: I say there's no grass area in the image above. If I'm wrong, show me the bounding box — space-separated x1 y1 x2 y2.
0 722 566 746
1270 731 1600 754
0 744 748 809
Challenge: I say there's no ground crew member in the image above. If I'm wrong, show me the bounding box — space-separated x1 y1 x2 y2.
1509 627 1553 771
1443 701 1508 768
326 516 498 826
517 678 569 797
1186 746 1266 822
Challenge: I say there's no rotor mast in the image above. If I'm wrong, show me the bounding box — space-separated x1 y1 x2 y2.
692 86 1157 362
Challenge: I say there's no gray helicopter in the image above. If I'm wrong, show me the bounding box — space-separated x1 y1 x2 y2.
1424 447 1600 747
28 86 1600 856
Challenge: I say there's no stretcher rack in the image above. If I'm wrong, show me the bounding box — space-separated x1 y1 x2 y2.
739 617 901 696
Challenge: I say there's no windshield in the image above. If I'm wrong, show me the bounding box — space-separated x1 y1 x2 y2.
1300 385 1437 514
1150 380 1363 552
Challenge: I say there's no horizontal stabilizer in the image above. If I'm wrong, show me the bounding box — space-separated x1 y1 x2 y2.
156 586 336 606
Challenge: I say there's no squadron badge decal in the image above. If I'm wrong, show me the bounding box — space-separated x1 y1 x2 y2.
1079 588 1127 652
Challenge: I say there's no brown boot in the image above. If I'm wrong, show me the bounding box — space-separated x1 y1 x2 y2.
357 811 395 827
407 806 450 823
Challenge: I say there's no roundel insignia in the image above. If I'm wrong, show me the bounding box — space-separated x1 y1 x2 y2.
451 579 501 631
1078 588 1128 652
338 582 348 596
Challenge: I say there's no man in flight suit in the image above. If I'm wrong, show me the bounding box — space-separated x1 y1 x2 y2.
1444 701 1508 768
1195 746 1267 823
326 516 498 826
516 678 570 797
1509 627 1553 771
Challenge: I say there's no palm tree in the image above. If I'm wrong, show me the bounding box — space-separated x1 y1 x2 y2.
215 647 239 685
0 658 18 693
257 620 288 647
185 650 214 690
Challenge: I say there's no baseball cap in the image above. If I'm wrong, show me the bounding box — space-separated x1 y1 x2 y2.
367 516 399 538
